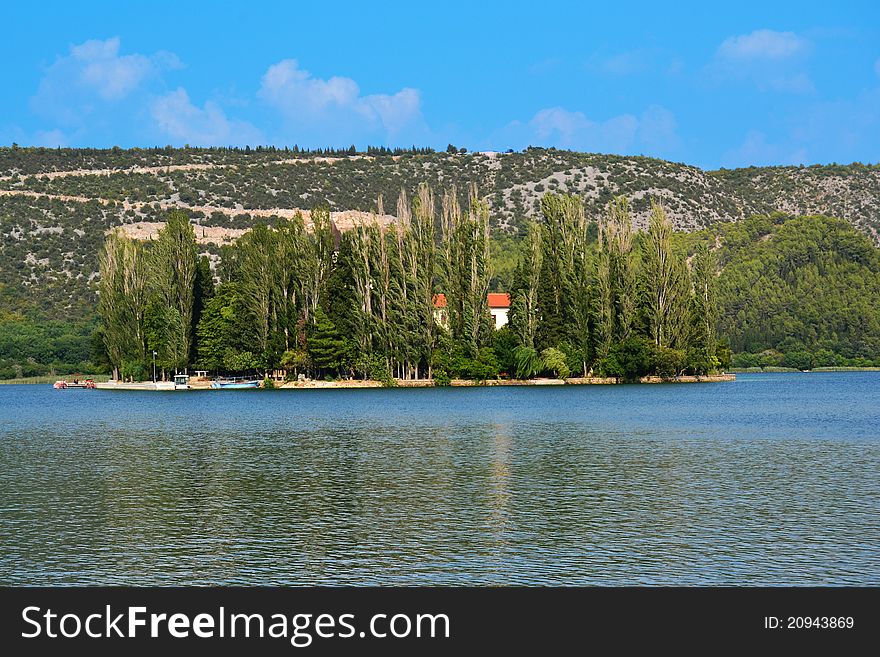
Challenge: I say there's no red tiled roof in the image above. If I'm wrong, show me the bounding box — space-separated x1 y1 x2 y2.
487 293 511 308
433 293 510 308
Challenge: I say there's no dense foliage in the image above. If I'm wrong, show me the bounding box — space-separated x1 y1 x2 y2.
86 188 729 383
710 213 880 369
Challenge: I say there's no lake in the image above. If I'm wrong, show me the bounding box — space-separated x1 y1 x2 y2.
1 373 878 585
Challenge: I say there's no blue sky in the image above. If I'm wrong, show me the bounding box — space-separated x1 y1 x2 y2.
2 1 878 168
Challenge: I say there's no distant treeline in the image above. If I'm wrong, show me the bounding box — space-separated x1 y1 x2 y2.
0 143 437 176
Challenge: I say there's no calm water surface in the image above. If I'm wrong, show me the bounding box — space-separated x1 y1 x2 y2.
1 373 878 585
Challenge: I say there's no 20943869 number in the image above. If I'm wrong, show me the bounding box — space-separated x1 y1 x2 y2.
789 617 854 629
764 616 855 629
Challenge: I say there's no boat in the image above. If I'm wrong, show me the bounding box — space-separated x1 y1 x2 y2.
211 377 261 389
95 380 175 390
174 374 190 390
53 378 96 389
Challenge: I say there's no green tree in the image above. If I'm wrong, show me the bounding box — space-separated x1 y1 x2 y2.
191 254 215 362
513 345 542 379
307 307 350 375
98 230 148 379
642 201 690 350
439 185 493 355
596 196 637 357
150 210 198 372
541 346 570 379
508 220 543 349
196 283 241 371
689 243 719 372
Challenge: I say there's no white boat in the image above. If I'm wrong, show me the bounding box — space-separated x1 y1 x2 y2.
174 374 190 390
210 378 260 389
95 380 175 391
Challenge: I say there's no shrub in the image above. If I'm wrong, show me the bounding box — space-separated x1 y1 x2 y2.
540 347 570 379
599 336 653 381
513 345 541 379
654 346 686 377
781 350 815 371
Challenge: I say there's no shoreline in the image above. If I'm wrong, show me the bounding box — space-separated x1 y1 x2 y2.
49 374 737 390
6 368 876 386
729 366 880 373
276 373 737 389
5 369 878 387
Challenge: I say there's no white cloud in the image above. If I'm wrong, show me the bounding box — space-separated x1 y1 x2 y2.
33 129 69 148
709 29 814 94
585 49 683 78
495 105 680 157
68 38 155 100
587 50 650 76
529 108 637 151
258 59 427 145
150 88 262 146
527 58 562 75
31 37 176 124
766 72 815 94
636 106 680 154
721 130 807 168
717 29 810 61
27 37 261 147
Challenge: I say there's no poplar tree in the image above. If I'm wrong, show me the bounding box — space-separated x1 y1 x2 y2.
409 184 438 378
690 243 719 369
274 214 310 352
596 196 637 356
533 192 592 373
236 224 275 366
98 230 148 380
150 210 198 372
347 222 378 356
440 185 492 354
302 207 336 323
509 220 543 349
642 200 689 349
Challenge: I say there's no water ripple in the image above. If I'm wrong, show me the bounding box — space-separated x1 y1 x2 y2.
1 373 878 585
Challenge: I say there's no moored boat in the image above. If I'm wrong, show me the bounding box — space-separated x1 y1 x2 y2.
94 380 176 390
53 378 96 389
210 377 261 389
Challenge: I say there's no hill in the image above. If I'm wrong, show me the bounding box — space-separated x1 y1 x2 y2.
2 146 879 319
699 213 880 368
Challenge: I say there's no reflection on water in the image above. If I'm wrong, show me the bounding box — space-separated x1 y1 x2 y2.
1 373 878 585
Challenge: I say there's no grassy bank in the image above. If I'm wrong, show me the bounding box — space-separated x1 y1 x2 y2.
0 374 112 385
730 366 880 373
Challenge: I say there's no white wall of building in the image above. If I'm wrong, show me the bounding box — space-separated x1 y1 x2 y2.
491 307 509 329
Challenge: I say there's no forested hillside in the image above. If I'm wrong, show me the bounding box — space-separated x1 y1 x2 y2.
708 213 880 369
1 145 879 378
